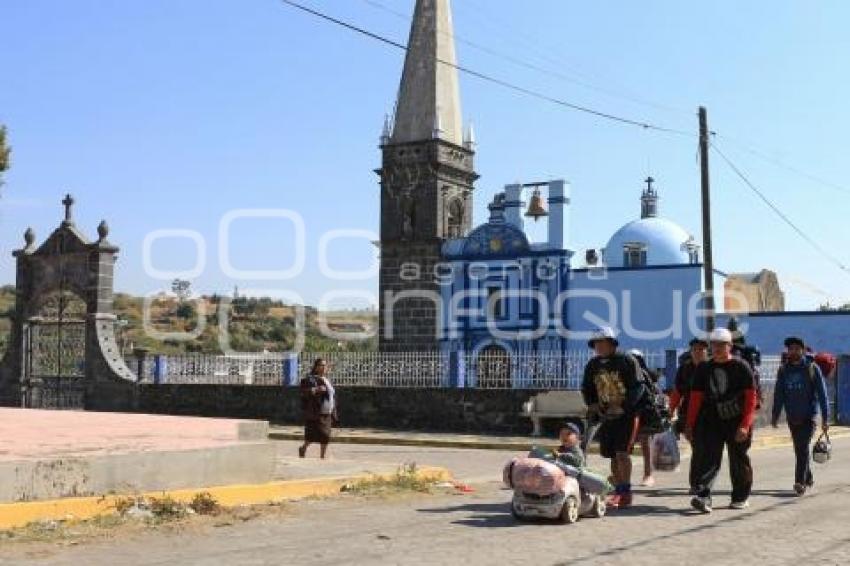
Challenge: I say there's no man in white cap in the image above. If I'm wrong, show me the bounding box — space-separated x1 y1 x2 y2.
581 327 644 509
685 327 758 513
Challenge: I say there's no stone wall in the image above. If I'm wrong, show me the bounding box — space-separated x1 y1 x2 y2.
84 383 799 434
130 385 539 435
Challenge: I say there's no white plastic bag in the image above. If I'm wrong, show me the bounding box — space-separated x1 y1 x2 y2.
652 430 680 472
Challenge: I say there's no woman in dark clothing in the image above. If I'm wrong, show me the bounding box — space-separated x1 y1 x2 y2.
299 358 336 459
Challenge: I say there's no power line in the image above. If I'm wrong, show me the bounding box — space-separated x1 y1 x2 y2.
359 0 690 118
713 132 850 197
282 0 848 279
280 0 693 136
711 142 850 277
368 0 849 202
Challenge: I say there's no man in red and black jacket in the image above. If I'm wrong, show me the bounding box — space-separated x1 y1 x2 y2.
685 328 758 513
669 336 709 494
670 336 710 435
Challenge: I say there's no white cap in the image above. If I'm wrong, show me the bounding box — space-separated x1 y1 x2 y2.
588 326 619 348
709 328 733 344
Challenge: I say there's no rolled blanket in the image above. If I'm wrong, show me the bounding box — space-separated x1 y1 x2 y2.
503 457 567 496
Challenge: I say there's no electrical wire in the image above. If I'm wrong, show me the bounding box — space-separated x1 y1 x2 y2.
711 142 850 277
280 0 848 281
359 0 690 118
280 0 693 136
457 0 694 118
713 132 850 197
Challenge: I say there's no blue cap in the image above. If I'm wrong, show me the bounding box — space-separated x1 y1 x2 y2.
560 422 582 436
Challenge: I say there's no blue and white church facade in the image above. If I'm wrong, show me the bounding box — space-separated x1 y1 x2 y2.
438 178 705 362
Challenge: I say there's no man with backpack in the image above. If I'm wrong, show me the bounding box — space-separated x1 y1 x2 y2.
629 349 663 487
771 336 830 496
685 328 758 513
669 336 709 493
581 327 645 509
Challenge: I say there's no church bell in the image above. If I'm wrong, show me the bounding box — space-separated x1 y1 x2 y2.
524 189 548 221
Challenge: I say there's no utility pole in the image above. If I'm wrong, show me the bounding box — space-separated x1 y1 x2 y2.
699 106 716 332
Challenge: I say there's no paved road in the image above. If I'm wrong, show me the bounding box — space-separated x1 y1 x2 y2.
274 439 518 483
3 437 849 566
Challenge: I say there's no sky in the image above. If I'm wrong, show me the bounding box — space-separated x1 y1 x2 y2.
1 0 849 310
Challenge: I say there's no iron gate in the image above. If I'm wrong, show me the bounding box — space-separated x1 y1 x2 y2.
23 319 87 409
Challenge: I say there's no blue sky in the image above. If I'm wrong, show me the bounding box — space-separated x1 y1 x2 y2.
1 0 849 310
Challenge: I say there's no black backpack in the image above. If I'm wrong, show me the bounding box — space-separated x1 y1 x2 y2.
629 355 671 435
733 344 763 409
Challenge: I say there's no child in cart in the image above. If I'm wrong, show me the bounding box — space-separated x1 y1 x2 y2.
555 422 586 468
508 422 609 523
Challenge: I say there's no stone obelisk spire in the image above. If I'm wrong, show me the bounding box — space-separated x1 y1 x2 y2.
377 0 478 352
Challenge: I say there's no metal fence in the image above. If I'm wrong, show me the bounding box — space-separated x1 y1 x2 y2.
298 352 448 388
132 353 286 386
132 349 672 389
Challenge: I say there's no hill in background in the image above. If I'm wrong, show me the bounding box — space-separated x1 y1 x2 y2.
0 286 377 356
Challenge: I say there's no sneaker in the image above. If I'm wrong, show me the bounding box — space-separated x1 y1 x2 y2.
298 446 306 458
793 483 806 496
691 496 712 514
641 475 656 487
619 492 633 508
730 499 750 510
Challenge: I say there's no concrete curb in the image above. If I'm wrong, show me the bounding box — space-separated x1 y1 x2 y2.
269 428 850 453
0 466 451 531
269 431 550 452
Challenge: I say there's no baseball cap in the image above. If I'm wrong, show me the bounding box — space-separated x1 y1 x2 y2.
587 326 619 349
709 328 733 344
560 421 582 436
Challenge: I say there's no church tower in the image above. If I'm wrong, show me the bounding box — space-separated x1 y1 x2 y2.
378 0 478 351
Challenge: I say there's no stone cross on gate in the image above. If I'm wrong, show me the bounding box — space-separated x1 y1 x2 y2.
62 193 75 224
0 194 136 409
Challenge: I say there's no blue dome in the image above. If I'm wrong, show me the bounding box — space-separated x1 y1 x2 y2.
443 222 530 259
603 217 693 267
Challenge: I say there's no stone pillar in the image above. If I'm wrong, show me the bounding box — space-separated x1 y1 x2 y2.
133 348 150 382
153 355 168 385
547 180 570 251
283 354 300 387
503 184 524 231
449 349 465 388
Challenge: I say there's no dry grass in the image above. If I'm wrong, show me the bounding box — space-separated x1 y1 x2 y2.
340 463 446 497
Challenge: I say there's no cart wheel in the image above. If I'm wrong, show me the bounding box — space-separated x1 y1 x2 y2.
589 496 606 518
559 496 580 524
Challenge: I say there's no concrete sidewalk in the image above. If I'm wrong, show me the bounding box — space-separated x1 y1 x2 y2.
270 425 850 452
0 463 451 530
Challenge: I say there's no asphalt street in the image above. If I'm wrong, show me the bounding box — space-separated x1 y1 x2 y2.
2 436 848 566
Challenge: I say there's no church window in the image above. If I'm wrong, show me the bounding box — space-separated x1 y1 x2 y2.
623 243 648 267
447 199 464 238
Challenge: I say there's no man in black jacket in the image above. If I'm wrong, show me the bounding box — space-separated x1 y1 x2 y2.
581 327 644 509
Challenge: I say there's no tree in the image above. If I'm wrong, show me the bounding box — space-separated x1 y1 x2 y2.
175 302 197 320
0 125 10 189
171 279 192 302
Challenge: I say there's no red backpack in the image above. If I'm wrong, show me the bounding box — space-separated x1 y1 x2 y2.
813 352 836 378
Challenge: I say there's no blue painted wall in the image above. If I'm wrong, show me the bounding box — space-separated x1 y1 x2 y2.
567 264 703 352
716 312 850 355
